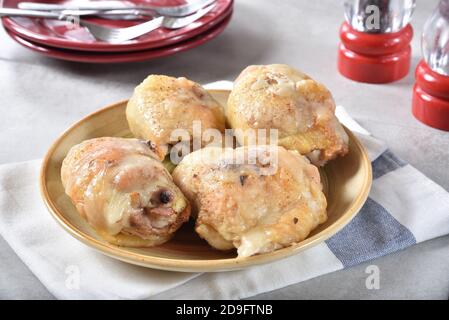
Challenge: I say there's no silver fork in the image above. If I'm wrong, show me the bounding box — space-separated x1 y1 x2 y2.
0 4 215 43
78 3 215 43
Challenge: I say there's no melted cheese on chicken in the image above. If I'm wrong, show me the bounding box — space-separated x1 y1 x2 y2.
227 64 349 166
126 75 226 160
61 137 190 247
172 146 327 258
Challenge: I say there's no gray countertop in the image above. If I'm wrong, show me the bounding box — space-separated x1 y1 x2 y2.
0 0 448 299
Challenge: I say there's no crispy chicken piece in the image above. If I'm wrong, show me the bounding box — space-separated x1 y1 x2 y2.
172 146 327 258
227 64 349 166
126 75 226 160
61 137 190 247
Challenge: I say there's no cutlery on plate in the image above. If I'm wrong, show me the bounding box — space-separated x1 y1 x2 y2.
59 9 157 20
0 7 154 19
79 3 215 43
0 8 61 18
18 0 217 17
0 4 215 43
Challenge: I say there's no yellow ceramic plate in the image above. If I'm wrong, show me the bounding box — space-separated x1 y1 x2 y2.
40 90 372 272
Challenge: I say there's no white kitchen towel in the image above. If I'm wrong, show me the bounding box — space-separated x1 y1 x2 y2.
1 82 449 299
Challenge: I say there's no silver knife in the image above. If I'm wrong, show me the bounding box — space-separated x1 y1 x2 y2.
0 7 147 19
17 0 217 17
0 8 61 18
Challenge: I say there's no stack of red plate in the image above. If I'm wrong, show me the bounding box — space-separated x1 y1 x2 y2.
2 0 233 63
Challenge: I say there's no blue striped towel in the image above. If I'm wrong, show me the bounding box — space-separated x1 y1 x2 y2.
0 84 448 299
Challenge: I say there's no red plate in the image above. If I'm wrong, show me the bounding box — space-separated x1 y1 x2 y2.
2 0 233 52
4 11 231 63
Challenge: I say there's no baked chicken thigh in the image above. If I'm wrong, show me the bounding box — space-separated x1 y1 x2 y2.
172 145 327 258
61 137 190 247
126 75 226 161
227 64 349 166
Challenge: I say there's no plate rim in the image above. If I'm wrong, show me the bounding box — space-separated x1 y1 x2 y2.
40 90 372 272
3 13 232 64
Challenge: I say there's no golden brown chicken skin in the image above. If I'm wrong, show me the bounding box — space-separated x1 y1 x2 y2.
126 75 226 160
61 137 190 247
172 146 327 258
227 64 349 166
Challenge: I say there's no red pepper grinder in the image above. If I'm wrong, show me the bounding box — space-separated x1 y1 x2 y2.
338 0 416 83
412 0 449 131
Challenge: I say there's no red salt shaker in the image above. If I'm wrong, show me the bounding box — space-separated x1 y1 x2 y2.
412 0 449 131
338 0 416 84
